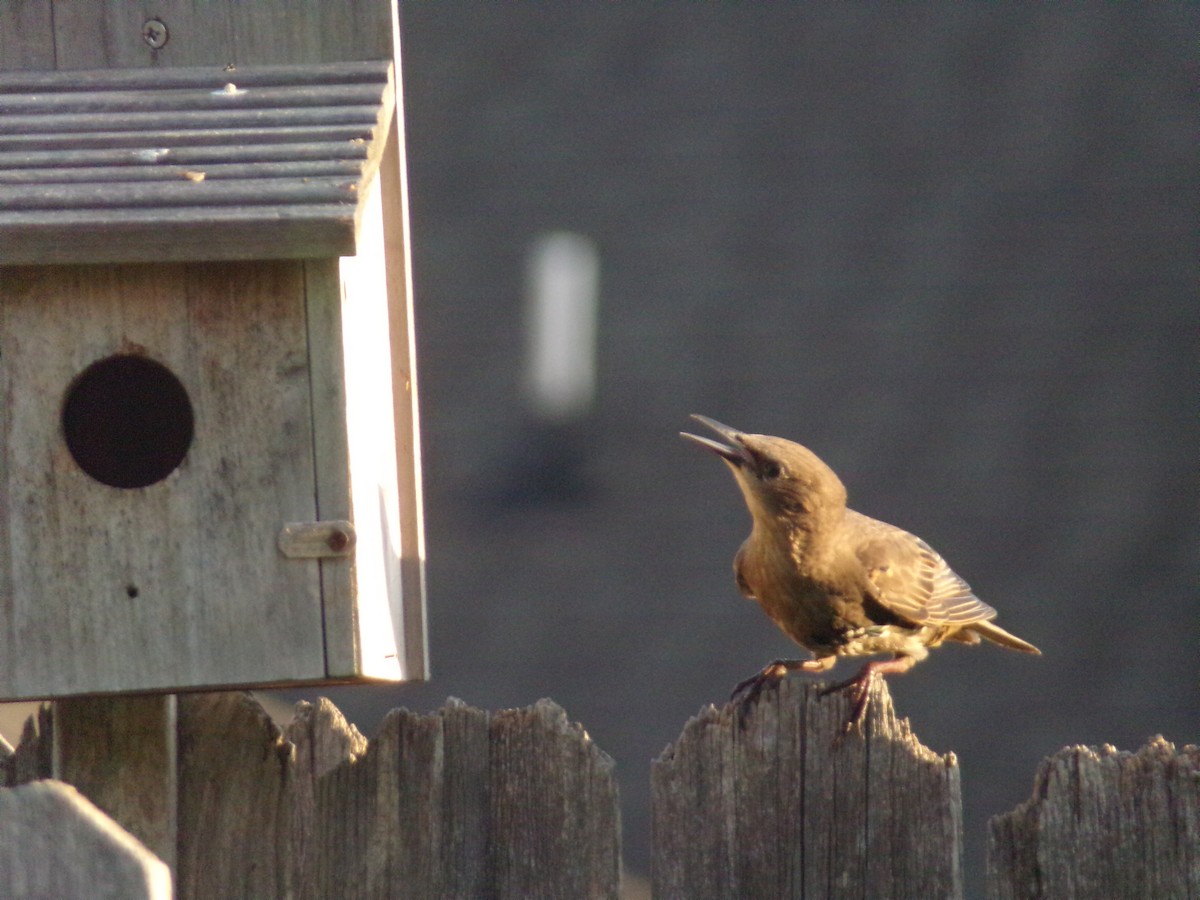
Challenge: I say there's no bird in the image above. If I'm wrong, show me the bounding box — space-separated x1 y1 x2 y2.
681 414 1040 729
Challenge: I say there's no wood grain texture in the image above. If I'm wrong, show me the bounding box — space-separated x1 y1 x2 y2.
987 735 1200 899
380 83 429 680
302 258 358 678
0 780 172 899
283 695 370 894
52 695 177 871
0 261 325 697
0 0 394 71
0 61 396 264
172 693 619 900
0 209 358 264
651 677 963 899
175 693 297 898
308 697 620 899
0 248 423 694
0 2 52 71
0 1 53 71
330 171 407 680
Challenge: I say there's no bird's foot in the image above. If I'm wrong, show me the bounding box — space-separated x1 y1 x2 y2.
820 656 915 736
730 660 790 708
730 657 835 726
820 667 877 736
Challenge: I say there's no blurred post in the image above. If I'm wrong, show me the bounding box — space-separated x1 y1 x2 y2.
524 231 600 422
492 231 601 504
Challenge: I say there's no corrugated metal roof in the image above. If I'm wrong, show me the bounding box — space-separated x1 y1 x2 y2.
0 61 394 264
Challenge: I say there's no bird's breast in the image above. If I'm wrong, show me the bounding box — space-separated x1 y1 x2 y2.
735 534 861 652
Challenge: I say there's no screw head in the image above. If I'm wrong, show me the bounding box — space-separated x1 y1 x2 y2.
142 18 169 49
327 529 350 553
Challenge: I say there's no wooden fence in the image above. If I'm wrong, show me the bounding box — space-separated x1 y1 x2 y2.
0 681 1195 898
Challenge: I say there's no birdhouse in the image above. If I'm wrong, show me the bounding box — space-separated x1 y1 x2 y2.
0 2 426 699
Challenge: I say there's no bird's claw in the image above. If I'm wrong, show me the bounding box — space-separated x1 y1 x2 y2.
728 659 801 727
729 661 788 704
821 667 878 737
729 657 875 734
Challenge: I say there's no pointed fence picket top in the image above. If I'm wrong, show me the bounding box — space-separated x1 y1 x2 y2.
0 780 172 899
176 693 620 900
3 688 1196 898
651 677 963 899
987 735 1200 899
3 693 620 900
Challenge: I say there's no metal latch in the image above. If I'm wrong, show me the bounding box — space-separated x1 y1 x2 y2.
278 520 356 558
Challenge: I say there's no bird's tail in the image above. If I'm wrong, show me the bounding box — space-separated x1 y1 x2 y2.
970 620 1041 654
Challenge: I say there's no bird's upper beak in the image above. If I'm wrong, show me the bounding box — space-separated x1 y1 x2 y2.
680 414 749 466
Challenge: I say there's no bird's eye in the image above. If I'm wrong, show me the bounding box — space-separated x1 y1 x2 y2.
759 460 782 480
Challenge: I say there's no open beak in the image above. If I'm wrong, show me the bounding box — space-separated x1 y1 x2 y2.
680 414 749 466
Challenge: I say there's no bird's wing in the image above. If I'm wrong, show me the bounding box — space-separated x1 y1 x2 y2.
844 510 996 626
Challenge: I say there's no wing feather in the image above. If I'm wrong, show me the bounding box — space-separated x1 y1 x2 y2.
844 510 995 626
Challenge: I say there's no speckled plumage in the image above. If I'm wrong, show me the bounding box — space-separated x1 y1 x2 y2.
682 415 1040 727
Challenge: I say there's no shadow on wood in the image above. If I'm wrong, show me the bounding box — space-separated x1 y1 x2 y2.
651 677 963 899
3 693 621 899
1 703 53 786
987 735 1200 899
174 693 620 899
53 695 177 870
3 689 1196 898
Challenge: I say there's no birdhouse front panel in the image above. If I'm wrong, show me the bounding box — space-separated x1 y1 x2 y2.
0 254 423 698
0 262 324 695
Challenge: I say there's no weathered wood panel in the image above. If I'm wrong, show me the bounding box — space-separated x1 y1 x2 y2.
0 780 172 899
303 258 359 677
0 0 395 72
5 688 1197 898
652 678 963 899
329 158 412 680
0 207 357 264
0 262 325 696
0 1 53 71
987 735 1200 899
0 2 425 690
52 696 177 871
379 109 430 681
171 693 620 900
175 693 298 898
1 178 364 210
0 62 395 264
303 697 620 899
174 693 377 896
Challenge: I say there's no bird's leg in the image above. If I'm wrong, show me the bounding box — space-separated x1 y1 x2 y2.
730 656 836 708
821 655 917 733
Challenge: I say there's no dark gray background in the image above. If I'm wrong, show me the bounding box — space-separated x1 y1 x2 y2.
311 5 1196 892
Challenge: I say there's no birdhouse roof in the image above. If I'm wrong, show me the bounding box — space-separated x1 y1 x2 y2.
0 60 395 264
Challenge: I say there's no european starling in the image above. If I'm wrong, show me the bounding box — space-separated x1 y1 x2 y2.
682 415 1040 728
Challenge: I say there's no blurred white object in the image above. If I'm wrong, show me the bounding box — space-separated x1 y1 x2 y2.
524 231 600 420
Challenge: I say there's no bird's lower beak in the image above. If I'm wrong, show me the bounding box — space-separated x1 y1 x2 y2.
680 414 749 466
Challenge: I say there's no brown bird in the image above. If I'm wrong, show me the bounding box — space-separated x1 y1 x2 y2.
682 415 1040 728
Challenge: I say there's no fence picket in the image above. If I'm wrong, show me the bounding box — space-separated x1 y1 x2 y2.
2 688 1196 898
987 736 1200 899
651 677 963 899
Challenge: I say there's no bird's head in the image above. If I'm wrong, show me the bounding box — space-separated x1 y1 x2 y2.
681 415 847 530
